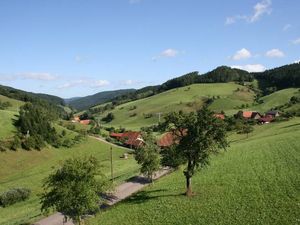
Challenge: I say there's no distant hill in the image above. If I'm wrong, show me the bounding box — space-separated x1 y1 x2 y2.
67 89 135 110
0 84 65 106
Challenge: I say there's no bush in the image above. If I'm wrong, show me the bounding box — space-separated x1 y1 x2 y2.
0 188 31 207
10 135 21 151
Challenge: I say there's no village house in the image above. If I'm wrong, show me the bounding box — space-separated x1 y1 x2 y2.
237 111 262 120
79 119 91 125
110 131 143 149
157 129 187 148
266 110 280 118
213 113 225 120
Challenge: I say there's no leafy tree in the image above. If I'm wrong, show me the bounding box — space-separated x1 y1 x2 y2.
41 156 108 225
240 124 254 138
102 112 115 123
135 133 161 182
161 107 228 196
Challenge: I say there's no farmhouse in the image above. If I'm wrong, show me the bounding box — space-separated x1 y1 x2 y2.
213 113 225 120
237 111 262 120
80 119 91 125
157 129 187 148
258 116 274 124
110 131 143 149
266 110 280 118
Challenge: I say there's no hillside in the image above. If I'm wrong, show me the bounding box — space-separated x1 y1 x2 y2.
67 89 135 110
0 84 65 106
94 83 255 130
0 95 24 139
88 118 300 225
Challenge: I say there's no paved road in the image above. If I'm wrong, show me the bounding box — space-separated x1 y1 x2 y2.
34 168 171 225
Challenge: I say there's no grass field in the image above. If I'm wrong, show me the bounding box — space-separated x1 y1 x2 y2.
0 95 24 112
88 118 300 225
250 88 300 112
0 138 139 225
95 83 255 130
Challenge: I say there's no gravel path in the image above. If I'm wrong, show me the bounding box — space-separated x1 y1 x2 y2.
34 168 171 225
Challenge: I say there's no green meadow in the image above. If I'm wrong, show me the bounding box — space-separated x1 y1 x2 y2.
88 118 300 225
95 83 255 130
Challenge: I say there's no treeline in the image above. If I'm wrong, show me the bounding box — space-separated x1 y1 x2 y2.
253 62 300 94
0 84 65 106
105 66 253 108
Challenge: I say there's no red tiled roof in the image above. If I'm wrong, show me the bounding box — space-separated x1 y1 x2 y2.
158 129 187 148
214 114 225 120
157 132 176 147
110 133 124 138
80 120 90 125
242 111 253 118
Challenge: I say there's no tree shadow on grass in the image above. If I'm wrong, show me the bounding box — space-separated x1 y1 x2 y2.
280 123 300 129
123 189 184 205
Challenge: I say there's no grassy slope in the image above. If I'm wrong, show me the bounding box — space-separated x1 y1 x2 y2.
88 118 300 225
0 138 139 225
97 83 255 130
251 88 299 112
0 95 24 139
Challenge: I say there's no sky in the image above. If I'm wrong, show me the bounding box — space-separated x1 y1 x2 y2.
0 0 299 98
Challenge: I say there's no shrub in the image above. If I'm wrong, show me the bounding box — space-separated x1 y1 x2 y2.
10 135 21 151
0 188 31 207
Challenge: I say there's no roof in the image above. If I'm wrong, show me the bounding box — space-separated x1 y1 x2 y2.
259 116 273 123
79 120 90 125
157 132 176 147
123 131 142 147
242 111 262 119
266 110 280 115
214 114 225 120
110 131 142 147
157 129 187 148
110 133 124 138
242 111 253 118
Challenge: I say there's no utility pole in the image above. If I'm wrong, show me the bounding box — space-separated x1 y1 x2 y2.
110 146 114 183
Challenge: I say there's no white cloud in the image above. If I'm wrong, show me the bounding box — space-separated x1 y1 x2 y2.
225 0 272 25
292 38 300 45
283 24 292 31
232 48 252 60
152 48 179 61
231 64 266 72
58 79 110 89
294 59 300 64
249 0 272 22
265 49 285 58
0 72 57 81
161 49 178 57
19 72 57 81
90 80 110 88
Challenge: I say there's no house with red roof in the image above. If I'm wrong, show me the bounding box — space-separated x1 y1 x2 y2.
236 111 262 120
110 131 143 149
79 120 91 125
157 129 187 148
213 113 225 120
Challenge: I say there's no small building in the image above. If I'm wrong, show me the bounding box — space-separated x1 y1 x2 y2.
266 110 280 118
157 129 187 148
110 131 143 149
237 111 262 120
258 116 273 124
80 119 91 125
213 113 225 120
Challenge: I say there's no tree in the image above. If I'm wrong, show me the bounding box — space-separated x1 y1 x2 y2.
41 156 108 225
161 107 228 196
102 112 115 123
134 133 161 182
240 123 254 138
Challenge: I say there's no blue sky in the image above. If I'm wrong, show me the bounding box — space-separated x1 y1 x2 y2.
0 0 299 98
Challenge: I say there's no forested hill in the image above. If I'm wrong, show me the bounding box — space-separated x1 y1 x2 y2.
66 89 135 111
253 62 300 93
110 63 300 107
0 84 65 106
